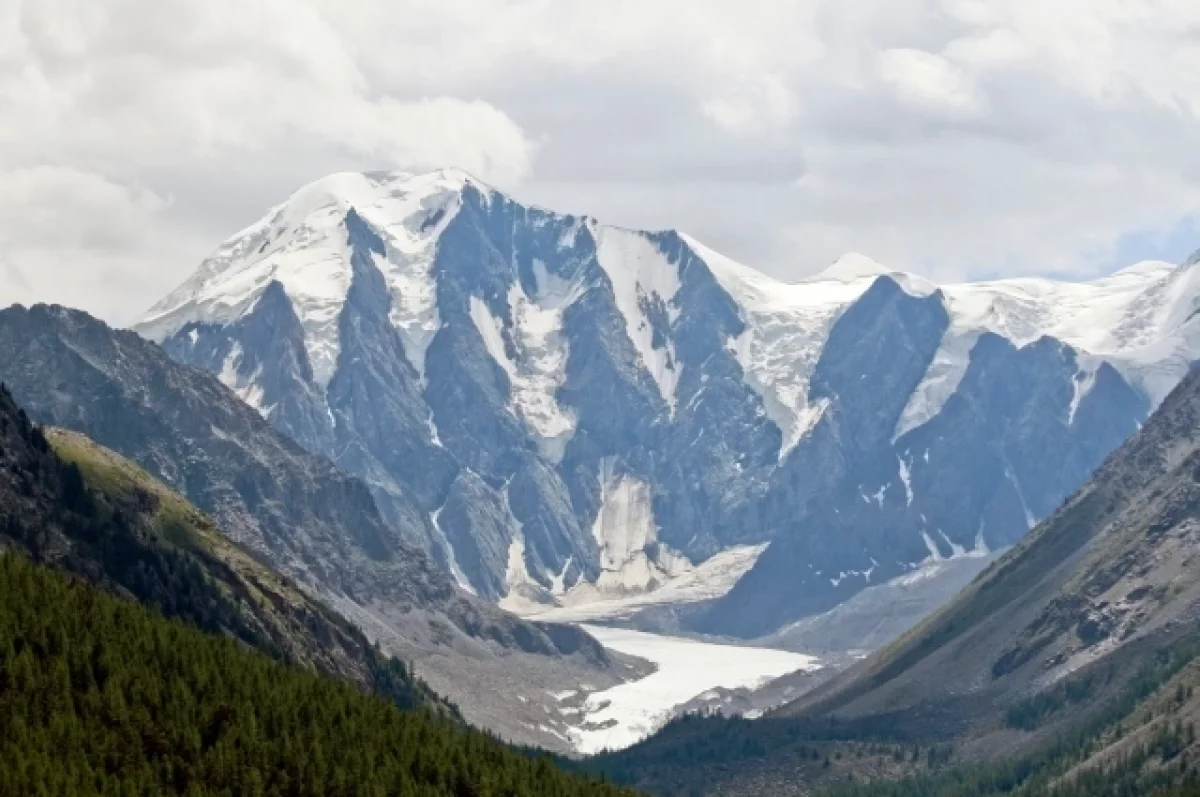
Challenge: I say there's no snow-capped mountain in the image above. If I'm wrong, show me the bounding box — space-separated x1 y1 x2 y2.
136 169 1200 637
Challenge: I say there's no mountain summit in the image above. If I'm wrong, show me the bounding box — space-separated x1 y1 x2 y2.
135 169 1200 636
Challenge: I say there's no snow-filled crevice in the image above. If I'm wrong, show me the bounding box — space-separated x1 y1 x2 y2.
592 226 682 413
217 342 273 416
430 504 475 595
468 260 583 461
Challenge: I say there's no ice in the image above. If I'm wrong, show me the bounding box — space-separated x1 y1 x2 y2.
216 342 270 415
897 454 914 506
920 531 944 561
1005 464 1037 529
570 625 818 753
593 226 682 412
504 462 769 624
1068 364 1099 426
430 505 475 595
680 231 1200 447
517 543 768 624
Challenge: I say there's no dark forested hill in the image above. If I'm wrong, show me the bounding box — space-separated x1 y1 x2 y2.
0 553 637 796
0 384 634 795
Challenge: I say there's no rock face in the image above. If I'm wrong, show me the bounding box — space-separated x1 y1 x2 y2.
135 169 1200 636
0 389 452 715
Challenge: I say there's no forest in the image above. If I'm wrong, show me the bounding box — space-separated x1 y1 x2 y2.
0 552 635 796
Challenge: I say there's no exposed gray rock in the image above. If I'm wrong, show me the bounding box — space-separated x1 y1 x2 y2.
133 170 1200 637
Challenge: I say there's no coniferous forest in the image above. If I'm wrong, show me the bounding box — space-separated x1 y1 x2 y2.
0 552 634 796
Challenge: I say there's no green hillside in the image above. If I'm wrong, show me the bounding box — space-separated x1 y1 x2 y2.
0 382 450 715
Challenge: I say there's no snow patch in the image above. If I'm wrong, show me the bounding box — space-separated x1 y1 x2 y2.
920 531 944 562
1005 464 1037 529
593 227 682 412
1068 364 1098 426
468 262 583 461
430 505 475 595
216 342 271 415
897 454 914 506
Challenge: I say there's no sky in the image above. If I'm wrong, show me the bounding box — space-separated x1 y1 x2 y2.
3 0 1200 325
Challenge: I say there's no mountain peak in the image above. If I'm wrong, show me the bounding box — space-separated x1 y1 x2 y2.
813 252 893 283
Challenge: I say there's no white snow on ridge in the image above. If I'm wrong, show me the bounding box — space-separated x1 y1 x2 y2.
593 226 683 412
684 238 906 459
140 166 1200 449
572 625 818 753
681 231 1199 446
898 261 1200 437
138 169 480 387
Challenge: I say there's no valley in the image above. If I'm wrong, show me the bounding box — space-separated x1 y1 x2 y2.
2 166 1198 789
8 7 1200 795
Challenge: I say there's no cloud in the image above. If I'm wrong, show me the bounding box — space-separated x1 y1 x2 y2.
879 49 984 117
0 166 199 323
3 0 1200 323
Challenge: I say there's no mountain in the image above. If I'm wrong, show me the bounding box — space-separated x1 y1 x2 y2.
0 557 636 795
591 364 1200 795
0 304 639 751
0 383 448 715
135 169 1200 637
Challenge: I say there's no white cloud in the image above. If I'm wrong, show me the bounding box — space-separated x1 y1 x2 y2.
879 49 984 117
0 166 199 323
3 0 1200 323
702 75 797 133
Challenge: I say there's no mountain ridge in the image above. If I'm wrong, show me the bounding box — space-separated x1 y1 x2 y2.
133 168 1200 636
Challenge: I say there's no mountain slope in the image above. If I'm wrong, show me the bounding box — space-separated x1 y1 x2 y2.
0 383 448 714
0 304 636 751
135 169 1200 636
0 553 638 796
783 364 1200 726
591 364 1200 795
